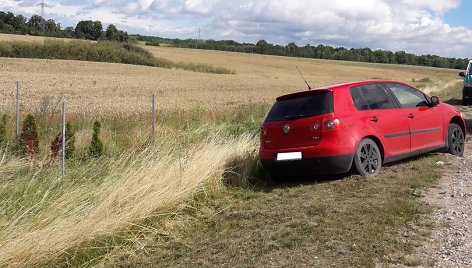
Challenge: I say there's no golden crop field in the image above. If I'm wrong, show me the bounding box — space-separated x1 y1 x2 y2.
0 33 460 115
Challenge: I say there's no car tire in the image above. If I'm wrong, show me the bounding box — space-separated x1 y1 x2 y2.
446 123 465 157
353 138 382 177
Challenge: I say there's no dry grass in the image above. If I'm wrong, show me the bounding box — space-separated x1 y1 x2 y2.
0 33 459 116
0 134 256 267
0 33 72 43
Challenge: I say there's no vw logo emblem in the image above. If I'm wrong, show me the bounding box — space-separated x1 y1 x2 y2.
283 124 290 134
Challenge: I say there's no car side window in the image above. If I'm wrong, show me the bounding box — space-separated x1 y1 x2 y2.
350 84 397 110
386 83 429 108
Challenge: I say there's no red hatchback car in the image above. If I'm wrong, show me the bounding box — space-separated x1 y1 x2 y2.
259 80 466 177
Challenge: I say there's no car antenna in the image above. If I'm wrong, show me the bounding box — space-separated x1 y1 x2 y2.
296 66 312 90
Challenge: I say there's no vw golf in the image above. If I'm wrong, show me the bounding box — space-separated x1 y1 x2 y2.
259 80 466 178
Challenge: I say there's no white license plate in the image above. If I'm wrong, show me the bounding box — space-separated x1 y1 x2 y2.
276 152 302 161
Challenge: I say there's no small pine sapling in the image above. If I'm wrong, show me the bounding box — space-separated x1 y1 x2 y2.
20 114 39 158
89 120 103 157
51 122 76 159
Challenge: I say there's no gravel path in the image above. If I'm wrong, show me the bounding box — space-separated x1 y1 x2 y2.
409 136 472 267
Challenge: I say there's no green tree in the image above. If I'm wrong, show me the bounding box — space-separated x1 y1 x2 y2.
27 15 45 34
89 121 103 157
105 24 118 41
75 20 102 40
395 51 408 64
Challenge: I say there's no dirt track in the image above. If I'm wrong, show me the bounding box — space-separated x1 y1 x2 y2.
404 108 472 267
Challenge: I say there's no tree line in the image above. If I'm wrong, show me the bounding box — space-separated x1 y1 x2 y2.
137 37 470 70
1 10 468 70
0 11 128 42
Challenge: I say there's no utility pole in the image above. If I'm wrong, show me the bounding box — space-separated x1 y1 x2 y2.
196 27 201 49
38 0 45 19
37 0 50 32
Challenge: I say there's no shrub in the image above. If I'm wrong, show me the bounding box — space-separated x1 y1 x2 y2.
50 122 75 159
19 114 39 157
89 121 103 157
0 114 8 146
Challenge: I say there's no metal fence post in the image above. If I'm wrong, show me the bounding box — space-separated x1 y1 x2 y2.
15 81 20 147
61 100 66 178
152 94 156 134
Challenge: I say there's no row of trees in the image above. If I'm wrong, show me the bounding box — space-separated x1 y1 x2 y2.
133 35 469 70
0 11 128 42
1 10 468 70
138 36 470 70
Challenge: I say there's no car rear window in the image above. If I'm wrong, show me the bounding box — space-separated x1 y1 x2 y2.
265 91 333 122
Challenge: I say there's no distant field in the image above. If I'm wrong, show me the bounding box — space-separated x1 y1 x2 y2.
0 33 461 115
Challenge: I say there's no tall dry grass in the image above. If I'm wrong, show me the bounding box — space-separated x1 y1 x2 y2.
0 134 257 267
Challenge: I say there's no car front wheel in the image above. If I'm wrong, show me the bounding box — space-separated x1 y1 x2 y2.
353 138 382 177
446 123 465 157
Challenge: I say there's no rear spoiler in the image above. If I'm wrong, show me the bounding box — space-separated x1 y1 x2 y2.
276 89 332 101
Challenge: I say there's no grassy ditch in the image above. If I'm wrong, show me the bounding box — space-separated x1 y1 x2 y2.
0 104 447 267
0 40 234 74
74 153 444 267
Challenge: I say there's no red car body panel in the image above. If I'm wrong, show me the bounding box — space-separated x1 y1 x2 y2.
259 80 466 176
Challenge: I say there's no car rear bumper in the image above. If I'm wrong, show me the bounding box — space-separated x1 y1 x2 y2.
260 154 354 176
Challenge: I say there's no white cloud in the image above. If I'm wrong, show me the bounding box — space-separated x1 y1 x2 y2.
184 0 220 14
2 0 471 58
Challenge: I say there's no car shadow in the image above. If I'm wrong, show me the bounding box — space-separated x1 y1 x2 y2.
445 98 463 106
245 173 352 193
466 119 472 134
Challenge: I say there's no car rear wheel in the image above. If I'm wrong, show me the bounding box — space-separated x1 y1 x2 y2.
354 138 382 177
446 123 465 156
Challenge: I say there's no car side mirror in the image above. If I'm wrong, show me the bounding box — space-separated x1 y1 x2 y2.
430 96 440 106
459 71 465 77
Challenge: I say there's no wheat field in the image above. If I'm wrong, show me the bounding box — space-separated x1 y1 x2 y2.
0 33 459 115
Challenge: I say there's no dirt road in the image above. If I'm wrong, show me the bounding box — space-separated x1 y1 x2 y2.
407 110 472 267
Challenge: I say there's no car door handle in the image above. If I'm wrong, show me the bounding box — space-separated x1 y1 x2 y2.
370 117 379 122
408 113 415 119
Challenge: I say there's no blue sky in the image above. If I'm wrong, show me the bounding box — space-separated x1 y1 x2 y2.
445 1 472 28
1 0 471 58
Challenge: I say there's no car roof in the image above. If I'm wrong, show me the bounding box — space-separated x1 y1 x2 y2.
276 80 403 101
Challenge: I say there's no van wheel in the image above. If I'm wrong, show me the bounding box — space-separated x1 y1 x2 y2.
446 123 465 156
354 138 382 177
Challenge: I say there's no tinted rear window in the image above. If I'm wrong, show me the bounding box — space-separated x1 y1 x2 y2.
265 92 333 122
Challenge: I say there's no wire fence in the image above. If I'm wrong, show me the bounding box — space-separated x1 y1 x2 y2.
4 81 158 177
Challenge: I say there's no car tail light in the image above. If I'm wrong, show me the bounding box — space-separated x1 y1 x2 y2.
261 126 268 137
322 117 346 131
